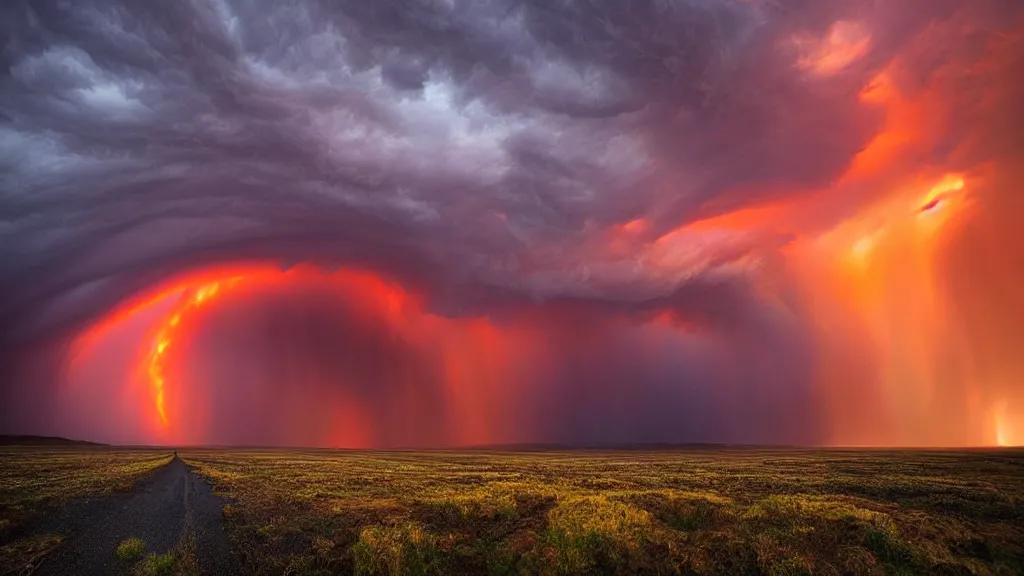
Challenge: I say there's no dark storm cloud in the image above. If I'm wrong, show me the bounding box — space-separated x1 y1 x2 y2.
519 273 820 446
1 0 915 342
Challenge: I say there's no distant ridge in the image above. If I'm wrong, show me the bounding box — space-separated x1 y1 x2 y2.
453 442 796 451
0 434 106 446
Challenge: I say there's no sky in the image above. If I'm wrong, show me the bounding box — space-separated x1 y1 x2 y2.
1 0 1023 447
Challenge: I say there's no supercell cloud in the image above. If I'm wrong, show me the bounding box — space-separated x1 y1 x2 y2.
1 0 1023 447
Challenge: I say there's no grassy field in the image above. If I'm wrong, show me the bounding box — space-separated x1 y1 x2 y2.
0 447 173 575
181 448 1024 576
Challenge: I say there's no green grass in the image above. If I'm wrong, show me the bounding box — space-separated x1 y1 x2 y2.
0 447 173 575
118 537 147 561
138 552 177 576
180 448 1024 576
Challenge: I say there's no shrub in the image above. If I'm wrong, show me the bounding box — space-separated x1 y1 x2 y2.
116 537 146 561
138 552 177 576
538 495 653 574
352 522 441 576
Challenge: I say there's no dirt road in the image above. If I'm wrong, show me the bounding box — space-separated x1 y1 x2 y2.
28 456 235 575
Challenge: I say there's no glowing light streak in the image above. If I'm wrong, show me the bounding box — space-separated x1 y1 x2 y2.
994 400 1022 447
131 267 414 432
144 277 247 427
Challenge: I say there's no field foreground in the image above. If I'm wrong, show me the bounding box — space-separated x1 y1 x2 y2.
181 448 1024 576
0 448 174 574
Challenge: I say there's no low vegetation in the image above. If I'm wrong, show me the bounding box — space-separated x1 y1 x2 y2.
0 447 172 575
0 447 174 532
124 533 198 576
118 537 147 561
0 534 63 576
182 448 1024 575
138 552 178 576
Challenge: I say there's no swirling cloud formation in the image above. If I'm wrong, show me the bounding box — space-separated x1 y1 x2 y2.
2 0 1023 447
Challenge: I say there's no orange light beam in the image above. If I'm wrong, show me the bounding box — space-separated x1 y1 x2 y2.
144 276 247 427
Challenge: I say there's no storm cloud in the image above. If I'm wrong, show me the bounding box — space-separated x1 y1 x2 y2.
2 0 1022 446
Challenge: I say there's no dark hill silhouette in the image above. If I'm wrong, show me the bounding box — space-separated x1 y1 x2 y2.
0 435 106 446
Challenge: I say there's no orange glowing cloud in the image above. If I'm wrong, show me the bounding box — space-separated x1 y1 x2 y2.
73 264 282 432
133 267 409 434
92 264 530 446
627 6 1018 448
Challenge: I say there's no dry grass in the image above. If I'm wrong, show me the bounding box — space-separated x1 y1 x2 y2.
0 534 63 576
0 447 173 575
182 448 1024 575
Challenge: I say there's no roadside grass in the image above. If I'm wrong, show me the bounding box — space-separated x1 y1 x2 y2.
0 447 173 575
0 534 63 575
182 448 1024 575
121 532 199 576
137 552 177 576
117 537 147 561
0 448 174 530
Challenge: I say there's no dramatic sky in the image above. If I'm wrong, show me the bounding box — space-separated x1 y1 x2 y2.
2 0 1023 447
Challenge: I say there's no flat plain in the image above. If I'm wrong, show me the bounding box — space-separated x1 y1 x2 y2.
2 446 1023 575
179 448 1024 576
